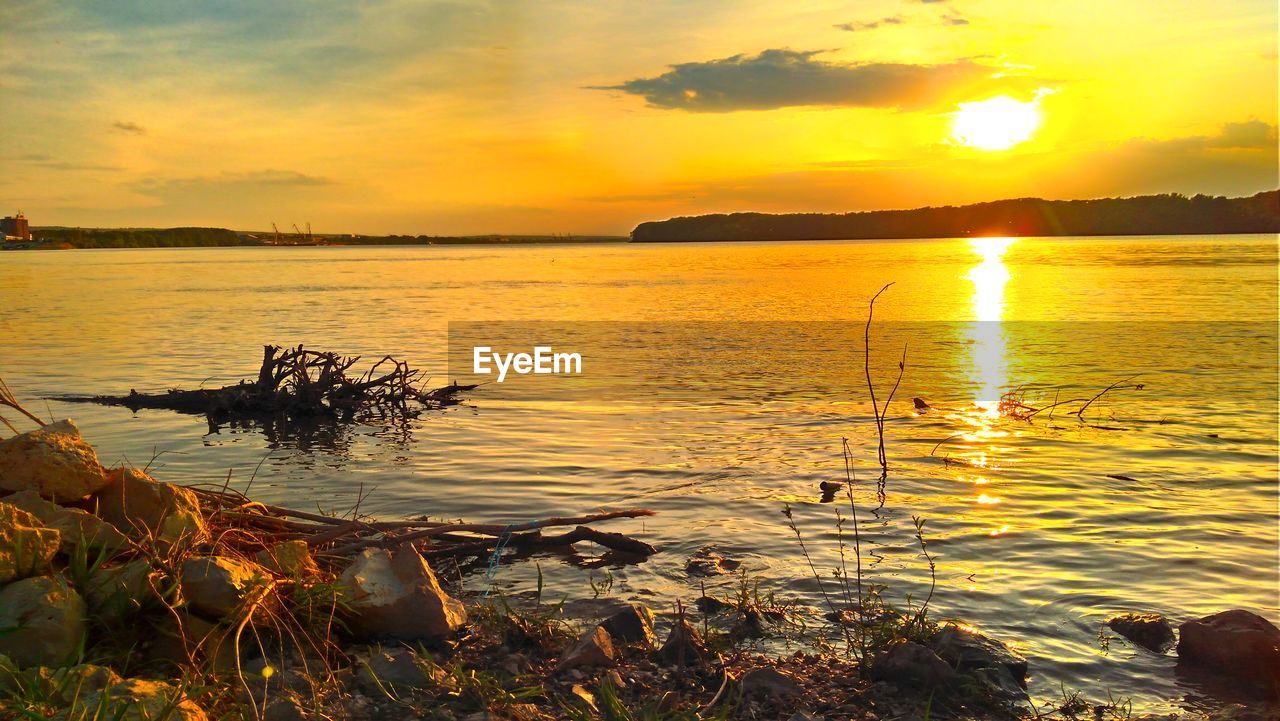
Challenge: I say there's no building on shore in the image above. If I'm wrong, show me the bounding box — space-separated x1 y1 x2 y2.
2 212 32 241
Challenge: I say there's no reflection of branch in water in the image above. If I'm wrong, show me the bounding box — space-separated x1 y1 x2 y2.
203 412 420 465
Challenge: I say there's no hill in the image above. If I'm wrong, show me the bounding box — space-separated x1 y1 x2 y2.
630 190 1280 242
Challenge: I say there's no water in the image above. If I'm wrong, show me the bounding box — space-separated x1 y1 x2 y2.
1 235 1276 712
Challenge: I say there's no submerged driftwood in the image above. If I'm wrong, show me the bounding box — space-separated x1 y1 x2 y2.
58 344 476 422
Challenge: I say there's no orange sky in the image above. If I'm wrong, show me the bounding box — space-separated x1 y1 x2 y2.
1 0 1276 235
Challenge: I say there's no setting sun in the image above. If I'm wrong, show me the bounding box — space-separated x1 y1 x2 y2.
951 96 1042 151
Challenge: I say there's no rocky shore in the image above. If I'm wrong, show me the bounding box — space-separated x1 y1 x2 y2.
1 418 1277 720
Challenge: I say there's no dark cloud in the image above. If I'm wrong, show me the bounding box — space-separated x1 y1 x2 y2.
599 50 1028 112
112 121 146 134
941 11 970 26
834 15 904 31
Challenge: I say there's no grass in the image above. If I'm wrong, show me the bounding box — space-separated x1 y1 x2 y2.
561 675 735 721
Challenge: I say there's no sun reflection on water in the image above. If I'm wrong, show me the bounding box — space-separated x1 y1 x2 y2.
966 237 1014 407
955 238 1017 526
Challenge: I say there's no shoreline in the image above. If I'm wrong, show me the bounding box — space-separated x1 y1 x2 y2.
4 230 1276 253
1 416 1277 720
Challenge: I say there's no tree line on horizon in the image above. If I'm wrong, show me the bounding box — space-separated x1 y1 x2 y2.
629 190 1280 242
28 227 619 248
33 226 249 248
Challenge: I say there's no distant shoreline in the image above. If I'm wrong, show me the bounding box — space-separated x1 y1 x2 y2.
6 229 1278 252
7 189 1278 250
4 230 627 251
630 190 1280 242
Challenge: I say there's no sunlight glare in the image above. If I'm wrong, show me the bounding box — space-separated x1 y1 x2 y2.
951 96 1041 151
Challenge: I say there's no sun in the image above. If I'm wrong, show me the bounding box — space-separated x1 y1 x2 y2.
951 96 1041 151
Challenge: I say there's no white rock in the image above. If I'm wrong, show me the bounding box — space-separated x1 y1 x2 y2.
339 545 467 642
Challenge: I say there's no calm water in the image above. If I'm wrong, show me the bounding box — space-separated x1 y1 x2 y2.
1 236 1276 712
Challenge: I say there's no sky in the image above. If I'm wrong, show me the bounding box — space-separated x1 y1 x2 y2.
0 0 1276 235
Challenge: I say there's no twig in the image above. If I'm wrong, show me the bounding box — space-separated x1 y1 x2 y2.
1071 376 1142 419
0 377 46 428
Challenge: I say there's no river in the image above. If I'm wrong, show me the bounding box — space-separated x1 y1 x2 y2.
1 234 1275 713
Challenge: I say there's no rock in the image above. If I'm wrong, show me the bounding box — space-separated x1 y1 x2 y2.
600 603 656 646
870 640 957 687
1107 612 1176 653
0 420 107 502
95 467 207 547
740 666 803 698
0 575 87 668
1178 610 1280 691
0 501 60 583
32 664 124 706
498 652 530 676
56 678 208 721
556 625 617 672
824 608 859 626
970 666 1031 707
181 556 274 619
685 546 741 577
84 558 159 620
256 540 320 577
4 489 130 554
357 647 444 692
658 618 711 666
696 595 729 614
146 611 240 673
338 545 468 642
929 623 1028 685
264 698 309 721
1206 703 1276 721
0 653 19 692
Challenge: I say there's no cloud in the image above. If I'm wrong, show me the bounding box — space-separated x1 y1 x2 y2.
581 121 1279 217
4 154 121 172
1193 119 1275 149
837 11 968 31
1083 121 1279 196
112 121 146 134
132 169 335 197
599 50 1031 112
837 10 970 32
834 16 904 32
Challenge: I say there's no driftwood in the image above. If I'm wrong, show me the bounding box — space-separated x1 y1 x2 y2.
998 376 1145 424
58 344 476 423
189 485 658 564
